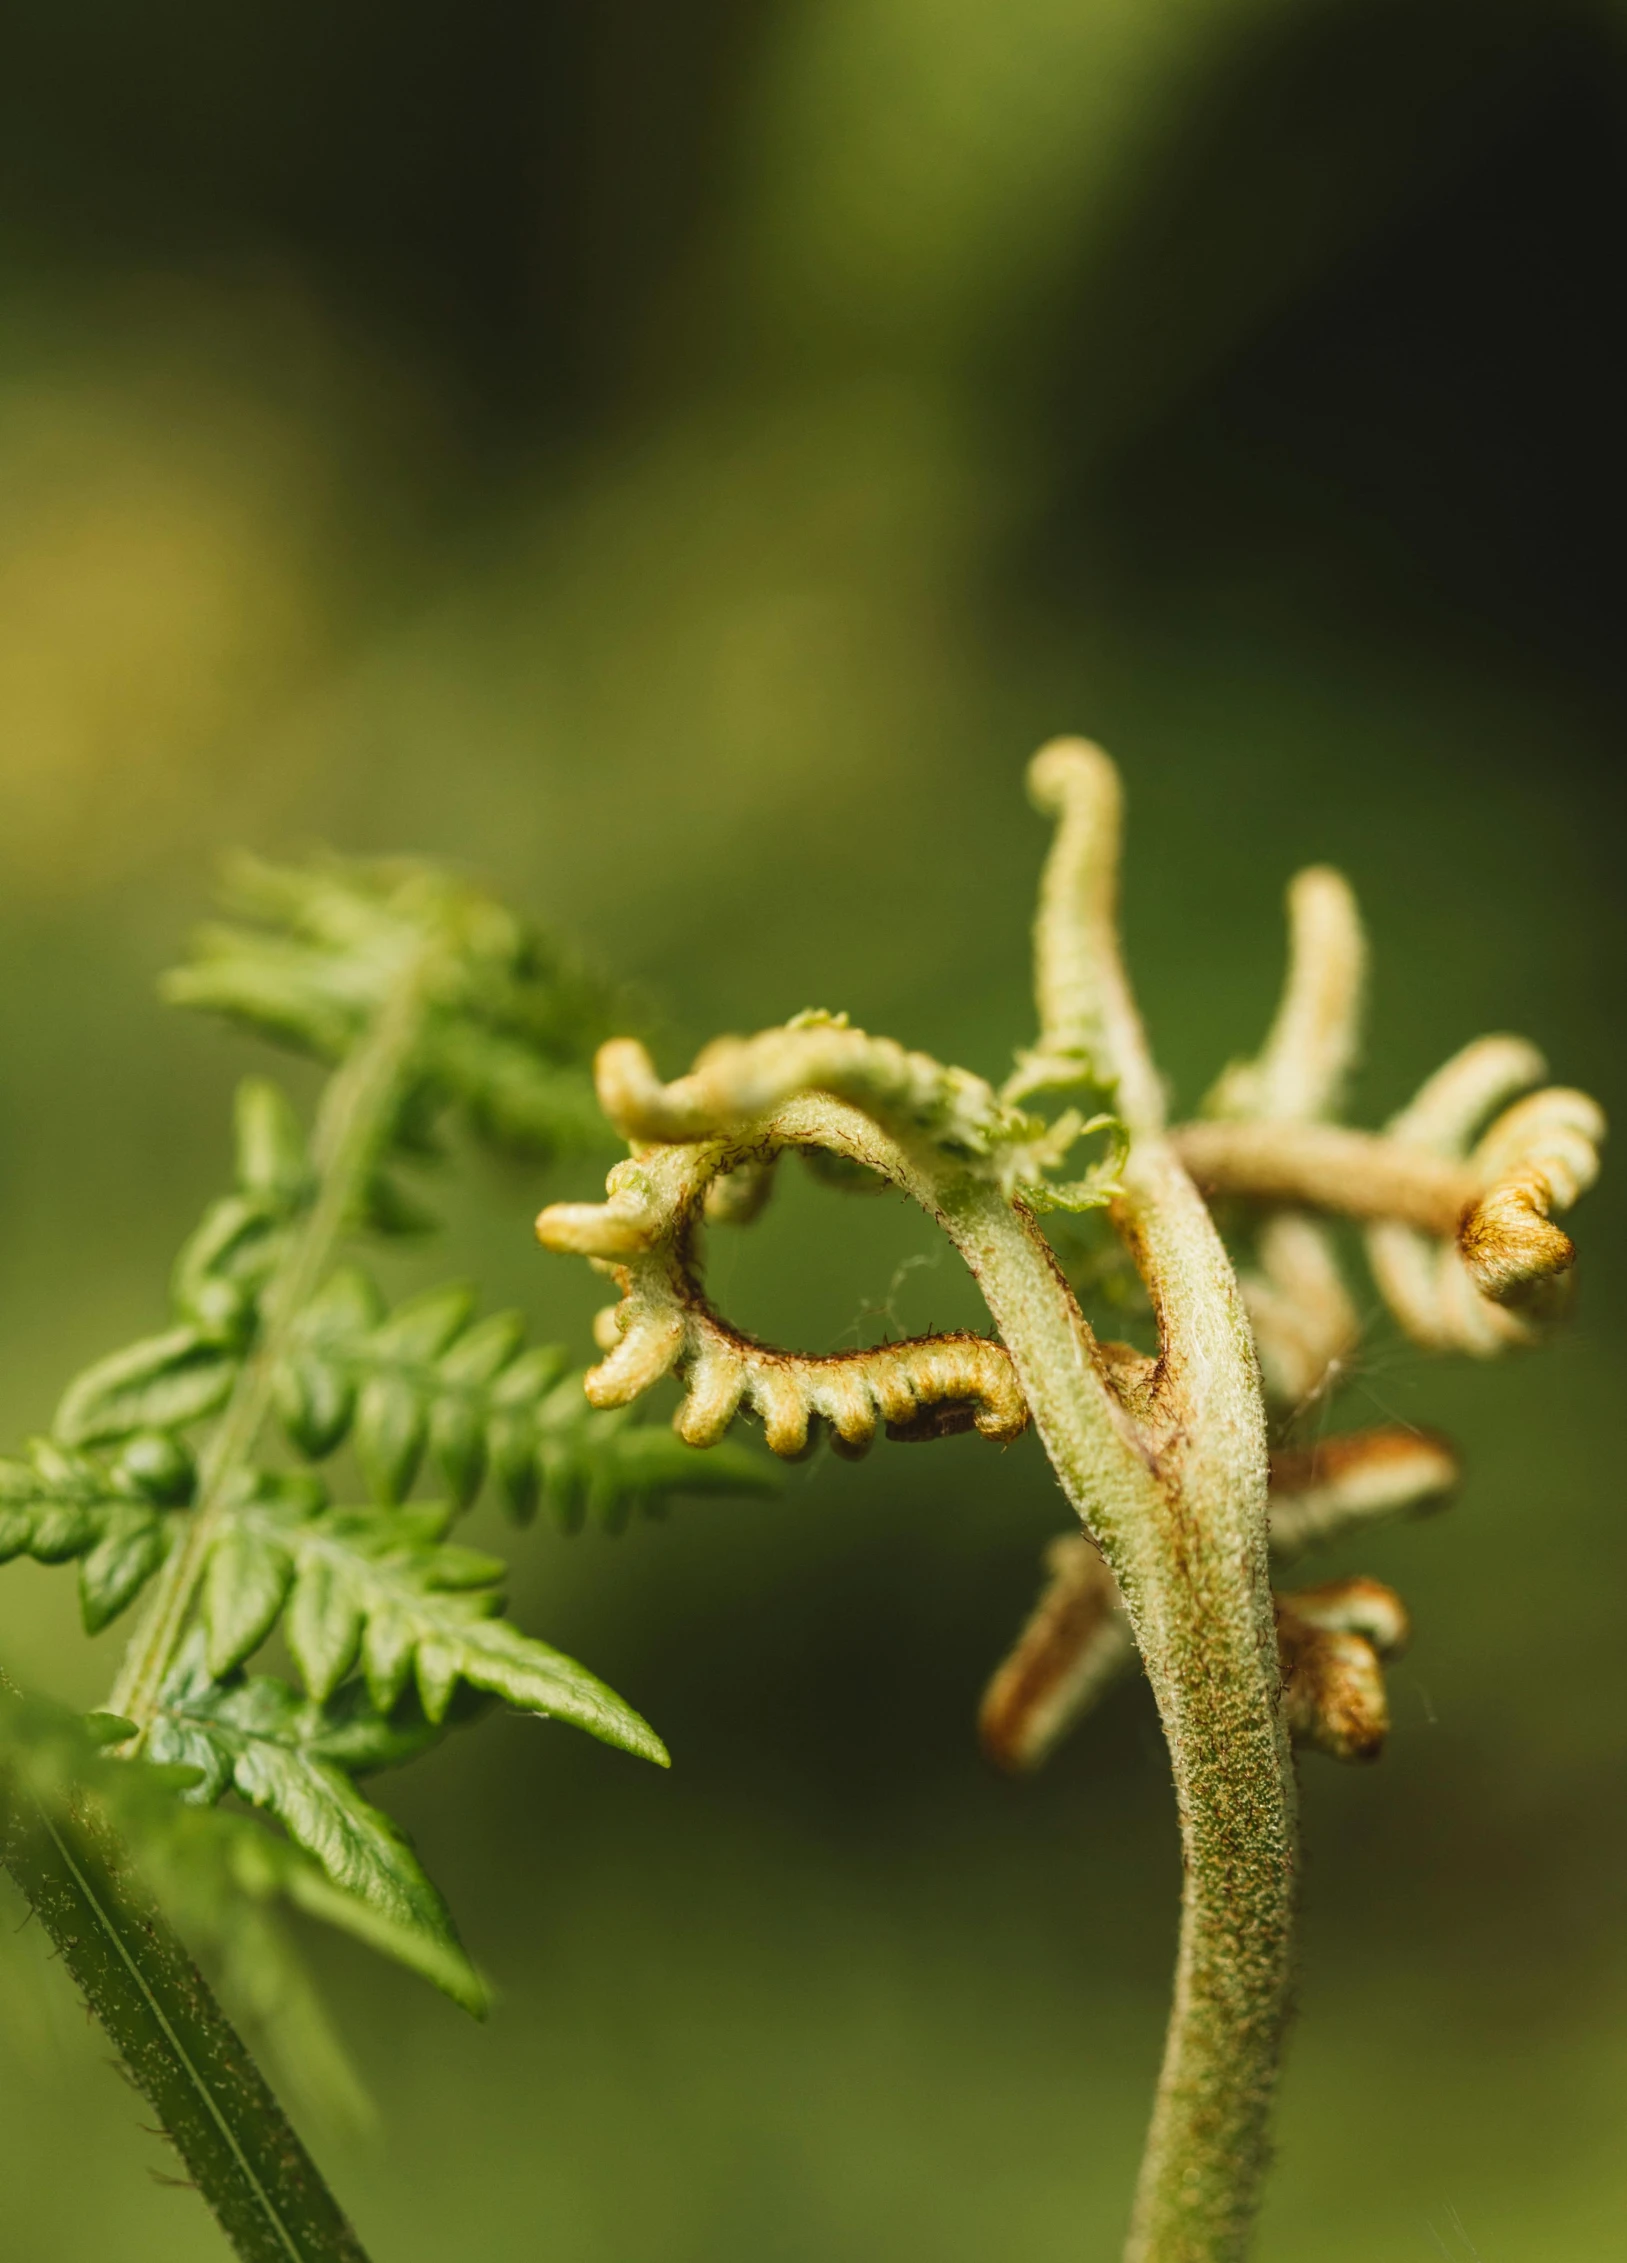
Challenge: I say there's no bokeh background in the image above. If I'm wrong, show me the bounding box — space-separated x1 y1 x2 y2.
3 3 1626 2257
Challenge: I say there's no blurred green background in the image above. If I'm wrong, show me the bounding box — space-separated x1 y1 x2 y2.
3 2 1626 2256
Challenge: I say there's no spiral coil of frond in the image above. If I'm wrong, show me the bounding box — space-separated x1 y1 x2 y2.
539 1061 1036 1460
537 1010 1126 1464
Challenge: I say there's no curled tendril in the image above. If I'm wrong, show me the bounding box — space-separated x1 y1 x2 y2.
538 740 1600 1810
1366 1038 1606 1352
593 1015 1125 1210
534 1019 1100 1461
1276 1576 1410 1763
594 1017 1015 1161
1203 866 1366 1408
980 1423 1456 1773
533 733 1603 2263
1175 883 1605 1361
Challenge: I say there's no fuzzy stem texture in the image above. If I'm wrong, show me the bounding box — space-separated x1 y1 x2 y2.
1019 742 1296 2263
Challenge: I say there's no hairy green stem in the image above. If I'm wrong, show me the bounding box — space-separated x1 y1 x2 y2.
757 1080 1297 2260
0 1770 370 2262
1015 741 1296 2261
109 955 432 1739
940 1164 1294 2262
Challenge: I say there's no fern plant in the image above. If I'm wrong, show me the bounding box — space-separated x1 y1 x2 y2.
2 777 1605 2263
538 742 1604 2263
0 857 773 2261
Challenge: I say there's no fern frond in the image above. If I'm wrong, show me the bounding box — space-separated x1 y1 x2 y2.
274 1270 780 1528
2 850 772 2248
0 1437 191 1631
193 1478 669 1766
146 1643 487 2015
54 1328 239 1448
42 1100 774 1619
163 856 613 1165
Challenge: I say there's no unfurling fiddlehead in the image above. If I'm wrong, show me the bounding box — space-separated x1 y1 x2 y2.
539 739 1602 2263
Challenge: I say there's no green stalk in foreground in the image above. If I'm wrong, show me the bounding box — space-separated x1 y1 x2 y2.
0 1756 369 2263
539 739 1602 2259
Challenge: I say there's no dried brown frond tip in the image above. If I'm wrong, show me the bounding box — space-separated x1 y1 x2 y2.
1179 862 1605 1368
1455 1084 1605 1303
979 1536 1134 1774
1277 1577 1410 1763
1366 1039 1605 1353
979 1423 1456 1771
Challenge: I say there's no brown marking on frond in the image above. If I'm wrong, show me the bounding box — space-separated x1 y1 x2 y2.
1267 1427 1458 1564
979 1535 1137 1773
1276 1575 1409 1763
1268 1425 1456 1502
551 1121 1032 1460
885 1398 983 1443
1275 1617 1378 1765
1279 1623 1388 1761
1097 1335 1159 1418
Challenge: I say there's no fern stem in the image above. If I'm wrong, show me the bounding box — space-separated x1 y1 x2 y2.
0 1771 371 2262
941 1162 1295 2263
110 952 434 1738
1013 743 1296 2259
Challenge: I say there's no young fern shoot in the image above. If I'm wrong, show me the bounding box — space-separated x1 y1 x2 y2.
539 740 1603 2263
1 857 775 2262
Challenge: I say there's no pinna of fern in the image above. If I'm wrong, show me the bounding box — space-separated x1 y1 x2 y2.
1 854 776 2262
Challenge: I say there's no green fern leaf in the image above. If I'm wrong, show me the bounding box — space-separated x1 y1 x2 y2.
163 855 620 1164
272 1271 778 1526
203 1525 297 1680
530 1380 779 1534
232 1076 311 1206
147 1650 486 2016
420 1020 606 1153
165 1080 308 1345
4 1684 486 2021
204 1483 668 1763
54 1327 238 1449
0 1437 190 1632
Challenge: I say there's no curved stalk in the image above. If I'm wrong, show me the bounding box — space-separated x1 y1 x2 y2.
1172 1118 1474 1228
942 1167 1294 2261
608 743 1299 2257
1011 742 1295 2262
659 1056 1297 2260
